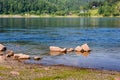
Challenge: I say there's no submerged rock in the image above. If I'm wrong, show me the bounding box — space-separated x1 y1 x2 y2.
0 44 7 51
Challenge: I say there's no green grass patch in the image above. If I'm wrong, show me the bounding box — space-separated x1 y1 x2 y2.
0 66 9 70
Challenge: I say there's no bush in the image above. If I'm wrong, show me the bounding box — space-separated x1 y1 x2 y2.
55 11 66 16
78 12 90 16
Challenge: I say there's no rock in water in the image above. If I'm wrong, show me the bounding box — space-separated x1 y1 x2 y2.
50 46 61 52
67 48 74 52
49 46 67 52
81 43 91 52
0 44 6 51
13 53 30 59
60 48 67 52
34 56 42 60
75 46 84 52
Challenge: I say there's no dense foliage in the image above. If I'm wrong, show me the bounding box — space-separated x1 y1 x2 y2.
98 0 120 16
0 0 120 16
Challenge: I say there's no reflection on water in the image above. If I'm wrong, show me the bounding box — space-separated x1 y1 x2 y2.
0 17 120 71
49 51 66 56
49 51 90 57
76 52 90 57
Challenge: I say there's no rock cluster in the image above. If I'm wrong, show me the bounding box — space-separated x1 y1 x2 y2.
49 43 91 55
75 43 91 52
0 43 41 61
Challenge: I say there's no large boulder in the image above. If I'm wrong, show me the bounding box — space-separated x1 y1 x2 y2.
0 44 6 51
49 46 67 52
13 53 30 59
81 43 91 52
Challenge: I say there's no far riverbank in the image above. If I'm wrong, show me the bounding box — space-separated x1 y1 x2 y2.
0 14 105 18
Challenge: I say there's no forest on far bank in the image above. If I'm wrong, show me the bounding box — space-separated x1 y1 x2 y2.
0 0 120 16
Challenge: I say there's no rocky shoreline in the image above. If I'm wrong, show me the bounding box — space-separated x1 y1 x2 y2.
0 44 120 80
0 43 91 63
0 44 42 61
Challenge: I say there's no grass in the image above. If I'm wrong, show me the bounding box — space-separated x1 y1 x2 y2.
0 59 120 80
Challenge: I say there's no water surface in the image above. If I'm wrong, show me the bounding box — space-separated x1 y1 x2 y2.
0 17 120 71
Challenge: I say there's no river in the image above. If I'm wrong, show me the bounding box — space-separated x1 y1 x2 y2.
0 17 120 71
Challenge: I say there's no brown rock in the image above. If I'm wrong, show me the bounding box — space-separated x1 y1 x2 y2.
10 71 19 76
50 46 67 52
75 46 84 52
0 56 6 62
13 53 30 59
67 48 74 52
0 76 3 80
0 51 4 55
6 50 14 57
115 77 120 80
50 46 61 52
44 67 50 71
60 48 67 52
34 56 41 60
81 43 91 52
0 44 6 51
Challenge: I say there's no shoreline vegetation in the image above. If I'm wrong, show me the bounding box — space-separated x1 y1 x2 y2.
0 0 120 18
0 14 120 18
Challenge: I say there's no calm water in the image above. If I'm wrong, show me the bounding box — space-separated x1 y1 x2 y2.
0 17 120 71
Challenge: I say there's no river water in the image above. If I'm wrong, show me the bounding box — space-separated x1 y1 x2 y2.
0 17 120 71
